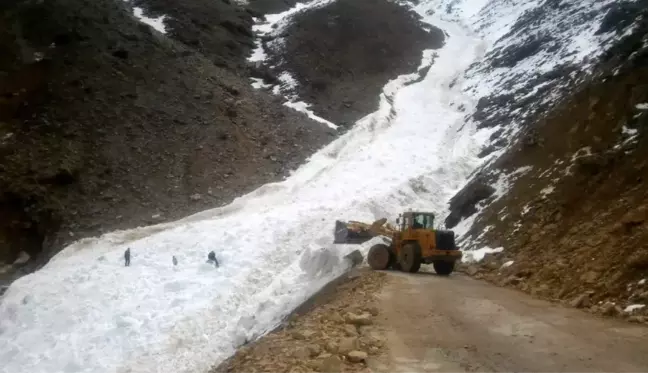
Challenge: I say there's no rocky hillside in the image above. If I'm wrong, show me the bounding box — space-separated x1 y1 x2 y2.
0 0 435 285
257 0 444 126
447 0 648 322
0 0 333 279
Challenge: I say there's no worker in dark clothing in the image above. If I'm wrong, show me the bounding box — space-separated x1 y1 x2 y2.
207 251 219 268
124 248 131 267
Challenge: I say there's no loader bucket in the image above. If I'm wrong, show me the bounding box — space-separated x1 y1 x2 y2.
333 220 374 244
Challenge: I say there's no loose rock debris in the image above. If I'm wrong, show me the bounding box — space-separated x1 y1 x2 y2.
212 270 387 373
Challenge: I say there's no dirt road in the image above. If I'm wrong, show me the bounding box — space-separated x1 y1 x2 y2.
369 269 648 372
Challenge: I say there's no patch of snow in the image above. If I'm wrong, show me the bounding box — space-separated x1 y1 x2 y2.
462 246 504 263
571 147 593 162
624 304 646 313
250 78 273 90
639 279 646 285
132 7 167 34
248 40 267 62
1 132 13 144
540 185 554 197
501 260 514 268
284 101 338 129
622 126 638 136
274 71 300 99
252 0 336 36
620 125 640 146
247 0 338 118
563 146 593 175
636 103 648 110
512 165 533 177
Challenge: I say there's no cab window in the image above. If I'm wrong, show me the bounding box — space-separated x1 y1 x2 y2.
412 214 434 229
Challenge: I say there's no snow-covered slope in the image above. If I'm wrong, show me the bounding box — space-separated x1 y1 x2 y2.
0 0 628 372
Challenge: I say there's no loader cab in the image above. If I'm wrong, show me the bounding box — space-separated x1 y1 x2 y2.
397 211 435 231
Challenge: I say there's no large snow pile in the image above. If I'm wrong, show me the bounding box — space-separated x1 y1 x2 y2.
0 0 625 372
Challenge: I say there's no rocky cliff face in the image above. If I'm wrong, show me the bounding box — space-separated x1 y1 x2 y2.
449 0 648 321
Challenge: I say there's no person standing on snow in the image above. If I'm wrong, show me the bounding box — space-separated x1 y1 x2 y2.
207 251 219 268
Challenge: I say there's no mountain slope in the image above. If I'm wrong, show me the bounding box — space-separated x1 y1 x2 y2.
452 0 648 317
1 0 646 372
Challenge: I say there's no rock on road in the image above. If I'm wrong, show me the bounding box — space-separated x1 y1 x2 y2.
369 270 648 372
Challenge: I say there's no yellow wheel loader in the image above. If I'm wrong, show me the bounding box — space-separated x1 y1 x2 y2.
334 211 462 275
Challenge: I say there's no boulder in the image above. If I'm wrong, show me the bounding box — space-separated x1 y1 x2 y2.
570 293 591 309
293 346 311 360
337 337 358 354
324 341 338 353
347 350 368 363
328 312 344 323
291 329 315 340
343 325 358 337
580 271 598 284
466 265 480 276
344 249 364 267
364 306 379 316
635 291 648 302
307 344 321 357
627 315 647 324
503 275 522 286
319 356 341 372
345 312 373 326
600 302 619 316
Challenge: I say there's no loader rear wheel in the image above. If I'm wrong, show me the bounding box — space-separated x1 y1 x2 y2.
399 243 421 273
368 243 391 270
433 261 455 276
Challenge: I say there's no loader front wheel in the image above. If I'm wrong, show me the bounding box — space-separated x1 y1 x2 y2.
433 261 455 276
399 243 421 273
368 243 391 270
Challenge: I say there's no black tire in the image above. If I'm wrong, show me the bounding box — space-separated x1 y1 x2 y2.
399 242 422 273
368 243 391 270
433 261 455 276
